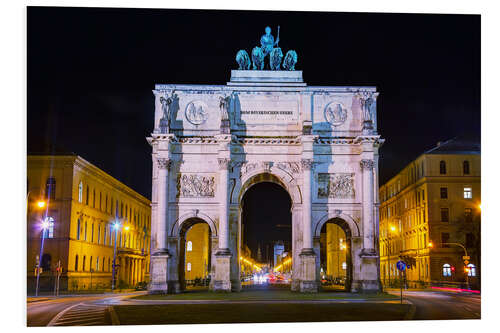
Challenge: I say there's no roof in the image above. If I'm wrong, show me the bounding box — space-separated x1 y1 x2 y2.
423 137 481 155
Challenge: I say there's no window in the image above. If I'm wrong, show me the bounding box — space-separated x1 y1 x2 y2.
187 262 191 271
78 182 83 202
108 258 111 272
463 161 470 175
45 177 56 200
439 161 446 174
423 234 427 248
84 221 88 240
75 255 79 271
441 232 450 247
466 233 475 248
443 264 452 277
440 208 449 222
105 195 108 213
99 192 102 210
90 256 93 272
41 253 51 271
467 264 476 277
93 189 95 208
102 257 105 271
77 219 81 240
98 225 101 244
440 187 448 199
86 185 89 205
342 262 347 270
464 187 472 199
186 241 193 252
83 256 86 271
465 208 473 223
96 257 99 271
44 217 55 238
103 227 107 246
91 223 94 243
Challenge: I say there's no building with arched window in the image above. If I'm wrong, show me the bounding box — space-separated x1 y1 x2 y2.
27 154 152 292
379 137 480 289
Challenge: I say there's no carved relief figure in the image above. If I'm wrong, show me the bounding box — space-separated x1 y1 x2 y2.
282 50 297 71
324 102 347 126
177 174 215 197
318 173 355 199
357 91 375 122
159 90 177 133
185 101 209 125
235 50 251 70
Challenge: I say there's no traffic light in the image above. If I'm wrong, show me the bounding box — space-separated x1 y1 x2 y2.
451 266 455 272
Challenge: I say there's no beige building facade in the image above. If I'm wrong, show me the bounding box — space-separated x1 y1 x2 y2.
27 155 151 292
379 139 480 289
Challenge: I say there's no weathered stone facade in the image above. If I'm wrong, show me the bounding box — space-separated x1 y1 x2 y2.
147 70 384 293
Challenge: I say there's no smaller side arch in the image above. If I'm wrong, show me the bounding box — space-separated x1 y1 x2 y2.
170 210 218 237
314 212 361 238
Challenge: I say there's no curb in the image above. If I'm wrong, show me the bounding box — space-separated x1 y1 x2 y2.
403 299 416 320
108 306 120 325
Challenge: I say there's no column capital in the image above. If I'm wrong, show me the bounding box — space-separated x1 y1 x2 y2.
157 158 171 170
301 158 315 171
217 158 231 170
360 159 375 171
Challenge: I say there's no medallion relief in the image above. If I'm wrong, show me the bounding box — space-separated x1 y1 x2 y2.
324 102 348 126
318 173 355 199
177 174 215 197
185 100 209 125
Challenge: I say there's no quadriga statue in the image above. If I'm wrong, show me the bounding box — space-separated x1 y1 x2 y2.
251 46 264 70
269 47 283 70
235 50 250 70
283 50 298 71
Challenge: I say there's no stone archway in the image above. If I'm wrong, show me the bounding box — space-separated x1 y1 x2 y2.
238 172 296 289
176 217 213 291
314 218 354 292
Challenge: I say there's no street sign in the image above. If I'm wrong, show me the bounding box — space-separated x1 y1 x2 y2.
464 260 470 265
463 256 470 260
396 260 407 272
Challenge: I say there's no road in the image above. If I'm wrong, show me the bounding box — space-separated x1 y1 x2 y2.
387 289 481 320
27 289 480 326
26 292 145 327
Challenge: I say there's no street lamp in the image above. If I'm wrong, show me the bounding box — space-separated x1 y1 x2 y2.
111 221 122 291
35 217 50 296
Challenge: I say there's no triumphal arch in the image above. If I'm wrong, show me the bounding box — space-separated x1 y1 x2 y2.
147 28 384 293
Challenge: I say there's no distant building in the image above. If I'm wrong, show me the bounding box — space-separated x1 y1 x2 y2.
273 241 285 267
27 154 151 292
184 223 210 282
379 138 480 289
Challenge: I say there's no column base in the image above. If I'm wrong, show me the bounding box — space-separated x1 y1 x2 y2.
213 251 232 292
299 249 318 293
148 251 170 294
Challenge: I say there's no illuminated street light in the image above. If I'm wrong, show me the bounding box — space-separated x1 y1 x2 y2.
35 217 51 296
36 200 46 208
390 225 396 232
428 242 433 248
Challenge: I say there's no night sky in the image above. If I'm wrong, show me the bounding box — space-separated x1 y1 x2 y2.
27 7 480 255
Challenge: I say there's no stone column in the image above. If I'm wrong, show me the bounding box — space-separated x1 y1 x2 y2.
214 156 232 292
299 155 318 292
360 159 375 253
358 158 381 292
149 157 172 294
217 158 230 252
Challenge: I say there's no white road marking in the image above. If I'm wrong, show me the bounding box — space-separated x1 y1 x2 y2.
47 303 110 326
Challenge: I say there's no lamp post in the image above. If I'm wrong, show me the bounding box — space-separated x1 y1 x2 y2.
387 224 397 287
111 221 122 291
35 217 50 296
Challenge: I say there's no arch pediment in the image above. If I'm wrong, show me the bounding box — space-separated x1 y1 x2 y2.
314 211 361 237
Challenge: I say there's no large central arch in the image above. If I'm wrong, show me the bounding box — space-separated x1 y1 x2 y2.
238 172 298 290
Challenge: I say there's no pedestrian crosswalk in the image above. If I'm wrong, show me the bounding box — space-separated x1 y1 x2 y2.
48 303 111 326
